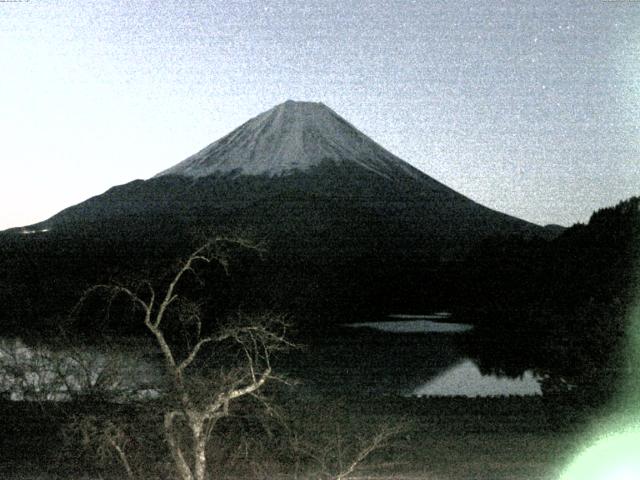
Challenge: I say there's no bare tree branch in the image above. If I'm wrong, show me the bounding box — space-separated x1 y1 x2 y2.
72 236 290 480
177 337 214 374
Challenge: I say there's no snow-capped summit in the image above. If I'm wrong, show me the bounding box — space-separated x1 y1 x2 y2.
155 100 422 180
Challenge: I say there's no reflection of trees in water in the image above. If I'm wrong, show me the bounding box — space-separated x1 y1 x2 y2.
459 306 629 402
283 328 468 396
453 197 639 404
0 337 162 401
413 358 541 397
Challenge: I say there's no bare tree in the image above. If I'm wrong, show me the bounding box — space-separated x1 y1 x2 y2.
76 236 292 480
290 420 407 480
69 414 136 479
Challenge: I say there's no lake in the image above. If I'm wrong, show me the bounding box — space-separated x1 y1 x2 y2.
287 314 542 397
0 314 543 401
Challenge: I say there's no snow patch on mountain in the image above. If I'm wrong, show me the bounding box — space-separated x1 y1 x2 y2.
155 100 423 180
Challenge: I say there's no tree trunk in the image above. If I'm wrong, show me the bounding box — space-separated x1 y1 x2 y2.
165 412 194 480
193 420 208 480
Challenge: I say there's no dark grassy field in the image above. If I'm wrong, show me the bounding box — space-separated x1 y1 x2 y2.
0 393 599 480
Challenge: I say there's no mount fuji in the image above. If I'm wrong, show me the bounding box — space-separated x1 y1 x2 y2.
156 100 424 180
16 100 546 243
1 101 555 328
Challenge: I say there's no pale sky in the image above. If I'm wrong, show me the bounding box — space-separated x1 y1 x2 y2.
1 0 639 230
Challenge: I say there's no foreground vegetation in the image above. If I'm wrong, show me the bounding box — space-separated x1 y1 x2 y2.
0 393 598 479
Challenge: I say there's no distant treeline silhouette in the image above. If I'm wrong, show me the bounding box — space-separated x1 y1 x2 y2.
454 197 639 403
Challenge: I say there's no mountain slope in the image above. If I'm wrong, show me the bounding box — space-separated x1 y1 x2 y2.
0 101 556 330
16 101 548 248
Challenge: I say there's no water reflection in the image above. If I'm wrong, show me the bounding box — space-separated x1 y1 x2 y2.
413 359 542 397
387 312 451 319
0 337 162 401
345 319 472 334
337 315 542 397
1 315 545 401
